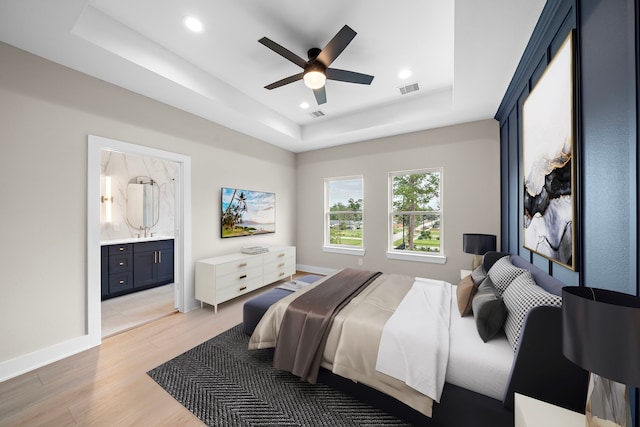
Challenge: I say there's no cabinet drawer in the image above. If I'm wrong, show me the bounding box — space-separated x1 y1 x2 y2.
263 248 295 264
108 255 132 274
216 266 263 290
108 244 131 256
109 272 133 293
216 276 263 302
215 256 262 277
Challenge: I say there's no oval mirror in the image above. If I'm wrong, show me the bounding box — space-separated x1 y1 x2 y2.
127 176 159 231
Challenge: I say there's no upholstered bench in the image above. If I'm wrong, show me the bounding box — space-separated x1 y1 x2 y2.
243 274 323 335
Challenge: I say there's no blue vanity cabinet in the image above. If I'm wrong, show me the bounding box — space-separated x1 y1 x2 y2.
132 239 174 289
101 239 174 300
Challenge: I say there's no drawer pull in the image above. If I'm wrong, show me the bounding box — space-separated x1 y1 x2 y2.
119 280 125 284
279 272 285 277
239 286 247 291
119 261 125 266
278 253 285 258
278 262 285 267
239 274 247 279
119 247 125 251
239 262 248 268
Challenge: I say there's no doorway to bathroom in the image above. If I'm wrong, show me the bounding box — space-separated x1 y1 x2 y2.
99 149 179 337
87 135 192 346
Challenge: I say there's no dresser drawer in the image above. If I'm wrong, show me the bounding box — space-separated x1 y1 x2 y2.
263 247 295 264
264 256 294 274
216 276 263 302
108 272 133 294
108 254 132 274
215 266 263 290
215 256 262 277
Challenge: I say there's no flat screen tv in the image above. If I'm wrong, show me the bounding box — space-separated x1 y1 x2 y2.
221 187 275 238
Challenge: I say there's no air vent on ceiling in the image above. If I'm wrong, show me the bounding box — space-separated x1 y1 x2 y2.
399 82 420 95
309 110 325 118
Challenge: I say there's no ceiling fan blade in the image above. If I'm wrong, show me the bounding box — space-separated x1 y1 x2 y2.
264 72 304 90
326 68 374 85
313 86 327 105
259 37 307 68
316 25 357 67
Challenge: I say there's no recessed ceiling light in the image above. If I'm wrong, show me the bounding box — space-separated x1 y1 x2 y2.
398 69 412 79
184 16 203 33
300 102 310 109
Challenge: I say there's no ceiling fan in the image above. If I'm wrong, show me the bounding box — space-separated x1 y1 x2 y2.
259 25 374 105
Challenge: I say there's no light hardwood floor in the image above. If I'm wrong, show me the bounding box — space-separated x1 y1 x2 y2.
0 274 308 426
102 283 177 338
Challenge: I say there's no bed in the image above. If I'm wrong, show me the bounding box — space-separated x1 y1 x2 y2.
248 252 588 426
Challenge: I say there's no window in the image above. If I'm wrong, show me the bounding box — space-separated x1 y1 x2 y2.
388 169 444 263
324 176 364 255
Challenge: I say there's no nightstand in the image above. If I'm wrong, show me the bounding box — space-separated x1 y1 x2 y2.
515 393 584 427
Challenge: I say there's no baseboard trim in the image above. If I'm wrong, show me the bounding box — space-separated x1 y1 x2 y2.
0 334 99 382
296 264 338 276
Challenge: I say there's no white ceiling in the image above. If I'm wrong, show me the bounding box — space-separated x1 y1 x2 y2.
0 0 546 153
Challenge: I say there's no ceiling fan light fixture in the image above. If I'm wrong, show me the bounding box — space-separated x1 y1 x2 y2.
303 70 326 89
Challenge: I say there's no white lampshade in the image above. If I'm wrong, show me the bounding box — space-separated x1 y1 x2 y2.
303 71 326 89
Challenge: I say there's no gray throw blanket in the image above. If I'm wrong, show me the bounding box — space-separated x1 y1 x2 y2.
273 268 382 383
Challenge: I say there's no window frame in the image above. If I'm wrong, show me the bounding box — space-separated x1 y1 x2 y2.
323 175 365 256
387 168 446 264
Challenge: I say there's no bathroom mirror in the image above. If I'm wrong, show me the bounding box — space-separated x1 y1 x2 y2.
127 176 159 230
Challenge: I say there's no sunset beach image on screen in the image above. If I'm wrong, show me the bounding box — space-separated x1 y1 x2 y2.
221 187 275 238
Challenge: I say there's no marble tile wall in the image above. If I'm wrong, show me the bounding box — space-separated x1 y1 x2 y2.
100 150 177 242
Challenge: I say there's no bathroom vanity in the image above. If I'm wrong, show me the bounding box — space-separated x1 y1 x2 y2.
101 237 174 300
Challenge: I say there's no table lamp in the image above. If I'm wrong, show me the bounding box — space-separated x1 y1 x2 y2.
462 233 496 270
562 286 640 427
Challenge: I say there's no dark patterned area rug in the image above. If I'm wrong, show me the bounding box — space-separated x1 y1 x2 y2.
147 324 411 426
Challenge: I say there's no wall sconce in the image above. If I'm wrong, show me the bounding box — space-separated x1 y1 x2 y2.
102 176 113 223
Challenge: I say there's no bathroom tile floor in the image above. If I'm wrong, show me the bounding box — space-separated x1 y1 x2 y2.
101 284 176 338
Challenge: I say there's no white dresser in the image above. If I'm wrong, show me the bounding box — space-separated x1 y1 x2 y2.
195 246 295 312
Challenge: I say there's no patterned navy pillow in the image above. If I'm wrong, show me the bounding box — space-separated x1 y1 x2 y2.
487 256 527 296
502 271 562 350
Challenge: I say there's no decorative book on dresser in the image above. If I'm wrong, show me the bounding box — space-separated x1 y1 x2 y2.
195 246 296 313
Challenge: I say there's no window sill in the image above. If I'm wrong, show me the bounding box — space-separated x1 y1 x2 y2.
323 246 366 256
386 251 447 264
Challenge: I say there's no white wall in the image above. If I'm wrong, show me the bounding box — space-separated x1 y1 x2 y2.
296 120 501 285
0 42 296 365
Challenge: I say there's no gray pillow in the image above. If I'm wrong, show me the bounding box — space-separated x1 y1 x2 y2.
470 265 487 286
472 276 507 342
487 256 527 296
502 271 563 350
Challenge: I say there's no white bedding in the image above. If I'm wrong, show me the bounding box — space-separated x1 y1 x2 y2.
446 284 515 400
376 278 451 402
249 273 515 417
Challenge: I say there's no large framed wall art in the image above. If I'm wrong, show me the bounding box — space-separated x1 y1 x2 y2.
522 31 576 271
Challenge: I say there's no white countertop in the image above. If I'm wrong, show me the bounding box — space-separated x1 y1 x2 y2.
100 235 174 246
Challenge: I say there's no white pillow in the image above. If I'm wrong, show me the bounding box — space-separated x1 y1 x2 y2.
487 256 527 296
502 271 562 350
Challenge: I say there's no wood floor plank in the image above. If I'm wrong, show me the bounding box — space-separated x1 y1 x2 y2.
0 272 314 426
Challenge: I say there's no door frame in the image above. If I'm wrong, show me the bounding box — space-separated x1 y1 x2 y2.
87 135 192 346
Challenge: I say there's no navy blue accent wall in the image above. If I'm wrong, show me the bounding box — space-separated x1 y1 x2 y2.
495 0 578 284
496 0 638 423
